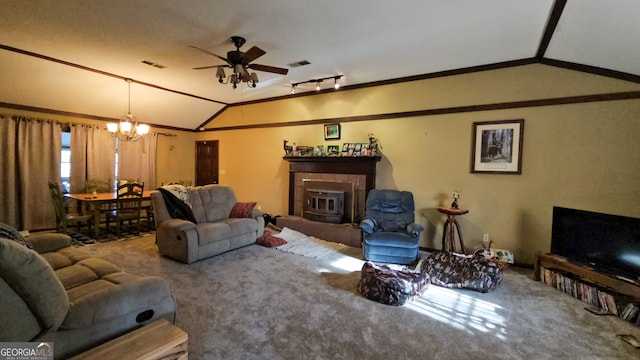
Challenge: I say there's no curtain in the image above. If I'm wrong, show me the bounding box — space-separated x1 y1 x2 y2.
118 133 157 190
0 114 19 227
86 126 116 189
0 114 61 230
69 124 88 193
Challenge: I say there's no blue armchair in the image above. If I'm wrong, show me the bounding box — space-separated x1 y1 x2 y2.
360 189 424 264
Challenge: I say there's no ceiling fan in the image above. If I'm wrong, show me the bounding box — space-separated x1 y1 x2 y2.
189 36 289 88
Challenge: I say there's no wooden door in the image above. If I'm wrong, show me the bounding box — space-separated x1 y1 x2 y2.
195 140 219 186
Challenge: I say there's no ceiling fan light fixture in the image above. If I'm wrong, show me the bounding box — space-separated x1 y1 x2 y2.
190 36 288 90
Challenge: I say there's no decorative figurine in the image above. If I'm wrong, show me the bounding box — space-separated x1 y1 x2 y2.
283 140 293 156
368 133 379 156
450 191 461 209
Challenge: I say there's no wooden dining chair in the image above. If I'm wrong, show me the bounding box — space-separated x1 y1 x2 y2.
48 181 94 235
105 182 144 236
85 178 112 193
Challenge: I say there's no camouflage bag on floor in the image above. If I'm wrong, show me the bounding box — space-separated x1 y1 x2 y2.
357 261 430 306
418 250 503 293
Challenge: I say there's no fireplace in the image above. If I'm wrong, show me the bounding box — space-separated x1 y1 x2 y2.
284 157 380 223
279 156 381 247
303 188 344 223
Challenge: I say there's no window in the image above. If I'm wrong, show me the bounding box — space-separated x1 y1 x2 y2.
60 131 71 192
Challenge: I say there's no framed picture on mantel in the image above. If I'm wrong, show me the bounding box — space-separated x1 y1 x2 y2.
471 119 524 174
324 124 341 140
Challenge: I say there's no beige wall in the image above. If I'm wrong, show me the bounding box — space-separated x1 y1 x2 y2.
199 64 640 265
155 130 197 186
3 63 639 265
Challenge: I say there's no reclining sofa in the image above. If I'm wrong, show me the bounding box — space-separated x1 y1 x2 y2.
0 224 176 359
151 184 265 264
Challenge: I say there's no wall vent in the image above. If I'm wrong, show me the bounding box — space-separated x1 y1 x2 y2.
141 60 166 69
288 60 311 68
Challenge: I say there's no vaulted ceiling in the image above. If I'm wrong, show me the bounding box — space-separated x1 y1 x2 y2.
1 0 639 131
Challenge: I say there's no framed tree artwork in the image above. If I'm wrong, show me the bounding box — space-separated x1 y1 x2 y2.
471 119 524 174
324 124 341 140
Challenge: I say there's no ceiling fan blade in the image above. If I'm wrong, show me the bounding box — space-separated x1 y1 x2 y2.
248 63 289 75
188 45 229 63
192 65 220 70
242 46 266 63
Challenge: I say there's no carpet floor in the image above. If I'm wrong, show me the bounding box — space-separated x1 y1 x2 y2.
84 234 640 360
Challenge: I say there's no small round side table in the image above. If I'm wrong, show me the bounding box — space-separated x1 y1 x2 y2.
437 207 469 254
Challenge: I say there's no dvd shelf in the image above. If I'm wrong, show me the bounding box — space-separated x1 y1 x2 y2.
535 253 640 326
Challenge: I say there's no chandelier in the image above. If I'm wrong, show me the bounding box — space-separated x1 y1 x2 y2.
107 78 149 142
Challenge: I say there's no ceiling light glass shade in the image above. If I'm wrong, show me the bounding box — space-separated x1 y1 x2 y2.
234 64 244 76
106 122 119 132
119 118 132 132
249 72 259 87
216 66 226 82
135 123 150 135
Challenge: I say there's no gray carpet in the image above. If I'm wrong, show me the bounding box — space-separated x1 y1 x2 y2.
84 235 640 360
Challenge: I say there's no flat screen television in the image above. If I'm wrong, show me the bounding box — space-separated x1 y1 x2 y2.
551 206 640 282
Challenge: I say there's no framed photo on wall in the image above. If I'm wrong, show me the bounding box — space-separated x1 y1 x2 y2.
324 124 341 140
471 119 524 174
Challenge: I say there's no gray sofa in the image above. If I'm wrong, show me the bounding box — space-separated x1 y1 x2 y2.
151 184 265 264
0 227 176 359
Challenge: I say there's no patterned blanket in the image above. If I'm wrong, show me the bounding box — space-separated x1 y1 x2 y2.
158 185 197 223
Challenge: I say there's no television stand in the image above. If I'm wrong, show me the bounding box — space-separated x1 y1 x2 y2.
534 253 640 301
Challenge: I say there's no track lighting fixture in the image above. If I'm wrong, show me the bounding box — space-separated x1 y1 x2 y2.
290 75 343 94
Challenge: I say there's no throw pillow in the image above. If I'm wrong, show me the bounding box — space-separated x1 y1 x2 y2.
256 231 287 247
0 223 33 249
230 202 257 218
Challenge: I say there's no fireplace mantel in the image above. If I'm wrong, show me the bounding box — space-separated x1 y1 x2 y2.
283 156 381 217
283 156 381 174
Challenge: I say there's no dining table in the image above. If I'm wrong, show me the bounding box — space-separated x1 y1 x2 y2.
65 191 152 239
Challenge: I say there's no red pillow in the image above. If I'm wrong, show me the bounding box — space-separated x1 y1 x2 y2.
230 202 257 218
256 231 287 247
